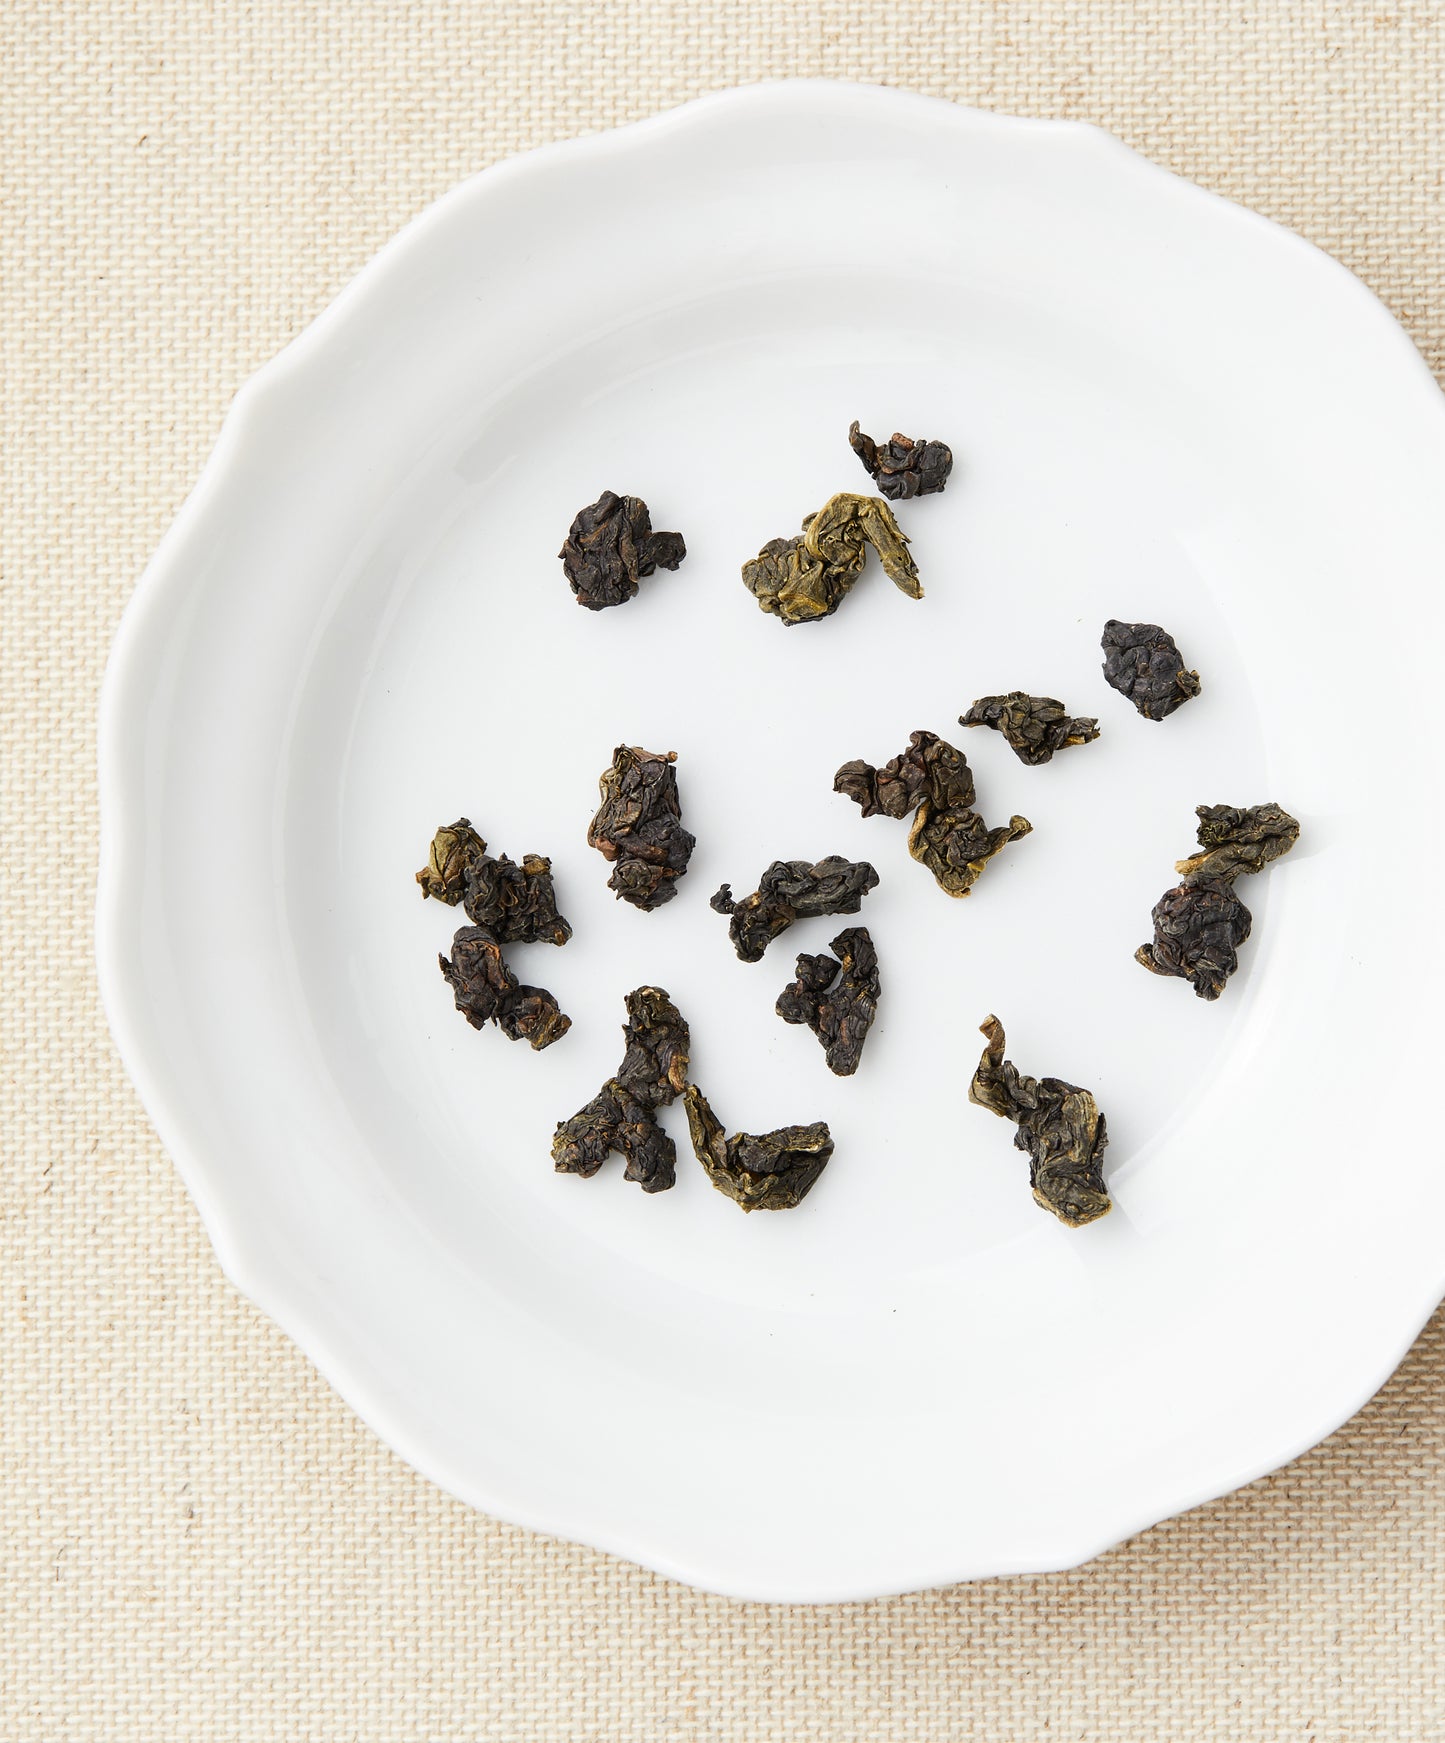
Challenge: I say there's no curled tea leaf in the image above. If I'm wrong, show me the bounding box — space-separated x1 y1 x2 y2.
587 745 696 911
835 731 1030 897
959 692 1100 766
439 926 571 1051
1135 879 1252 1001
1101 620 1201 721
711 856 879 963
848 421 953 500
1136 802 1299 999
907 803 1032 898
552 987 690 1192
741 492 921 626
968 1015 1111 1228
559 491 686 610
417 817 489 904
682 1085 834 1211
775 926 880 1076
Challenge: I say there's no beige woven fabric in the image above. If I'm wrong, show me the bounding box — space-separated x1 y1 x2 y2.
4 3 1443 1737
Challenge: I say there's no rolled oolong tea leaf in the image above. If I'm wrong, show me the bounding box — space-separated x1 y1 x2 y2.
463 850 572 945
559 490 686 610
907 803 1032 898
417 820 572 945
710 856 879 963
834 731 1031 897
848 421 954 499
1136 802 1299 999
1174 802 1301 882
439 926 571 1051
959 692 1101 766
1136 878 1253 1001
1100 619 1202 721
416 817 489 904
682 1085 834 1212
968 1015 1111 1228
834 728 975 819
741 492 921 626
586 745 696 911
775 926 880 1076
551 986 690 1192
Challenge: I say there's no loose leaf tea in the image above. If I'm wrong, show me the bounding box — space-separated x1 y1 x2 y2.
682 1085 834 1212
959 692 1100 766
1136 879 1254 1002
416 817 489 905
848 421 953 499
439 926 571 1051
587 745 696 911
1173 802 1301 883
834 730 1031 897
418 820 572 944
775 925 880 1076
711 856 879 963
834 728 975 819
741 492 921 626
968 1016 1111 1228
552 986 691 1192
1136 802 1300 999
559 490 686 610
1100 619 1202 721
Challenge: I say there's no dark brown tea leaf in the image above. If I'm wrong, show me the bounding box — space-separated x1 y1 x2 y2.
1100 619 1201 720
711 856 879 963
682 1085 834 1212
552 986 691 1192
968 1015 1111 1228
741 492 921 626
775 926 880 1076
848 421 954 499
960 692 1100 766
1136 879 1253 1001
418 819 572 945
587 745 696 911
835 731 1031 897
559 490 686 610
439 926 571 1051
1136 802 1299 999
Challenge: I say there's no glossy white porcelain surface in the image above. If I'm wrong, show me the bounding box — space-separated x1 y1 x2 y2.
98 82 1445 1600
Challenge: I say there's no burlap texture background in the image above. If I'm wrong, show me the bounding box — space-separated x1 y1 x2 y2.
4 4 1443 1738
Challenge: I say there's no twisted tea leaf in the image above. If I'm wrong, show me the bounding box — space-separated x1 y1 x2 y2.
587 745 696 911
741 492 921 626
416 817 488 905
1174 802 1300 883
960 692 1100 766
848 421 953 500
907 803 1032 898
418 819 572 944
710 856 879 963
1136 802 1298 998
551 987 690 1192
835 731 1031 897
439 926 571 1051
1100 619 1201 721
968 1016 1111 1228
833 729 974 819
1135 879 1252 1001
682 1085 834 1212
559 490 686 610
775 926 880 1076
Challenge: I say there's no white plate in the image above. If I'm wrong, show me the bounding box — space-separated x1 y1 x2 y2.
98 82 1445 1601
